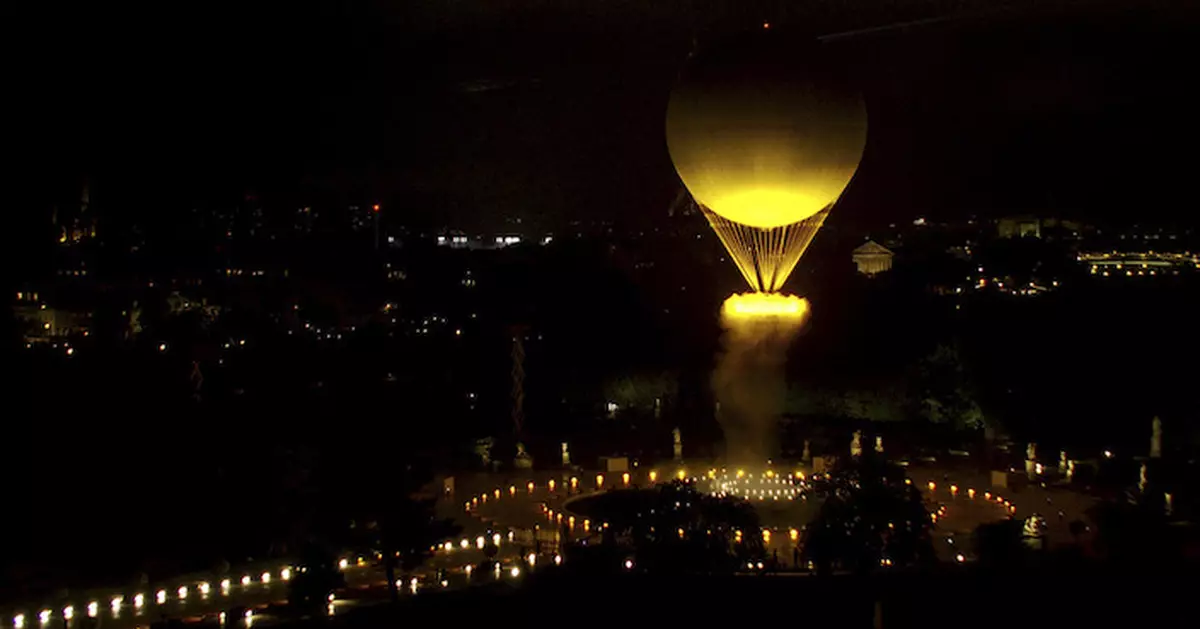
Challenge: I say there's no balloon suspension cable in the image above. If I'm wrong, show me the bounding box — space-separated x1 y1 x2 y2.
701 205 830 293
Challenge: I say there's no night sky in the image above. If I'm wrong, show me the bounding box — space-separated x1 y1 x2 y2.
13 0 1200 232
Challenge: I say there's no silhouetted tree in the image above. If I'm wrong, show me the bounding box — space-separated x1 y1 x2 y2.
907 343 985 431
803 454 935 573
311 453 459 603
1087 500 1177 567
286 542 345 611
972 519 1026 569
572 483 762 574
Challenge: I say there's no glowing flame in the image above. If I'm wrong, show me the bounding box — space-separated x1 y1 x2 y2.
722 293 810 320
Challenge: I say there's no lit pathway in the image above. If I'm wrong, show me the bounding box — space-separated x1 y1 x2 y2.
6 462 1095 628
915 468 1097 562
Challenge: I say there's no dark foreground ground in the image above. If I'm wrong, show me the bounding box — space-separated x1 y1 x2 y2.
268 565 1191 629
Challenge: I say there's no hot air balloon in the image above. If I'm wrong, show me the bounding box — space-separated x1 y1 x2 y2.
666 35 867 293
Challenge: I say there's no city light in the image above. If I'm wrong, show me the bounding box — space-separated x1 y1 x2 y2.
649 471 658 483
156 590 166 605
242 575 252 585
177 586 188 599
220 579 231 593
14 615 24 629
280 568 292 581
110 597 123 611
38 612 49 626
61 608 72 622
133 594 145 609
199 582 211 595
261 571 271 584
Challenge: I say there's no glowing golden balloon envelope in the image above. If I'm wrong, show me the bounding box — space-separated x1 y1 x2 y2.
666 34 867 292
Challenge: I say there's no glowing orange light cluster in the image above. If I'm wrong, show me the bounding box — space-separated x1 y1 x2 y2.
722 293 810 319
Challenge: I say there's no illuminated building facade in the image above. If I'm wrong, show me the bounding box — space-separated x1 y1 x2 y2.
998 216 1041 239
852 240 893 276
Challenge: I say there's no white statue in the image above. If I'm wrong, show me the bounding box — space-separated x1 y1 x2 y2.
1025 442 1037 479
672 427 683 461
1059 450 1068 474
561 442 571 466
474 438 494 466
1150 417 1162 459
514 442 533 469
874 435 883 453
1165 492 1173 516
1138 462 1148 493
850 431 862 458
1066 460 1075 482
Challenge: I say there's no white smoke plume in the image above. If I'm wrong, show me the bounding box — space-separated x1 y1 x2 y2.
713 294 808 465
